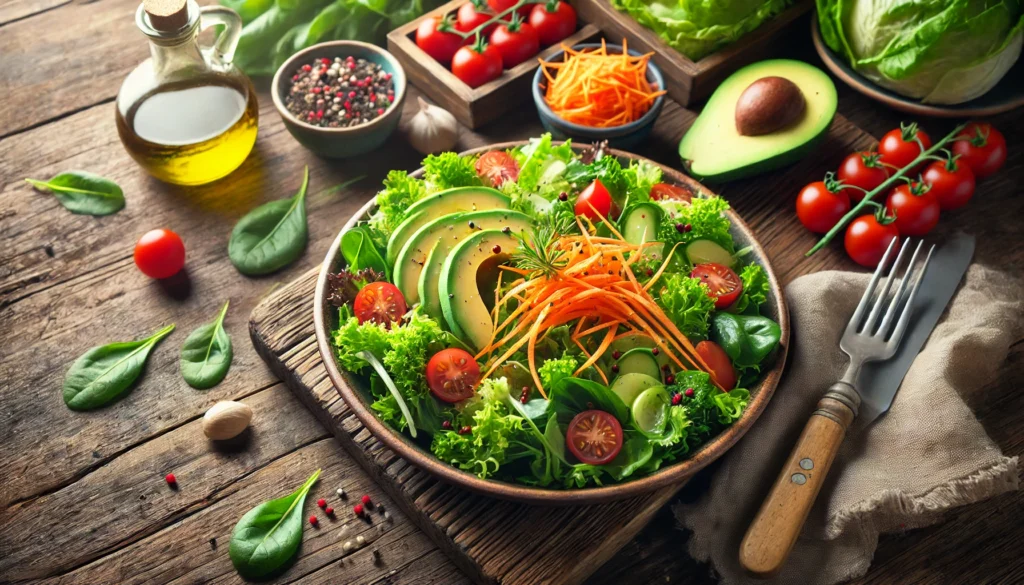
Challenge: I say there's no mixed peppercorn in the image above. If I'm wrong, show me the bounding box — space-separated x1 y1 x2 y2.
285 56 395 128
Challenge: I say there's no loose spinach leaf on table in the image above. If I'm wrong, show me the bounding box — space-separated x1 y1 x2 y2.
229 166 309 275
180 301 232 389
25 171 125 216
63 324 175 410
229 469 321 579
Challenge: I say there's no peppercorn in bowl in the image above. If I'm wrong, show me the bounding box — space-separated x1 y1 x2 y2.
272 41 407 158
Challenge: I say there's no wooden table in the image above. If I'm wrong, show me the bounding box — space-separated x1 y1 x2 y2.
1 1 1021 583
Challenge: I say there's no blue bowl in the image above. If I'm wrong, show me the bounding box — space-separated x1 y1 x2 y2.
272 41 407 159
532 44 665 150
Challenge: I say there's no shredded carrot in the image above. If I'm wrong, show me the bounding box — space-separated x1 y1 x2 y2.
540 39 666 128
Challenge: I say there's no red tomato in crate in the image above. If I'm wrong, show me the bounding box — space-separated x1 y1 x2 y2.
456 1 497 40
134 228 185 279
885 182 940 237
844 214 899 268
922 159 975 211
565 410 623 465
451 41 503 88
489 18 540 68
425 348 481 403
487 0 532 19
529 1 577 46
952 122 1007 179
416 16 463 65
353 282 408 327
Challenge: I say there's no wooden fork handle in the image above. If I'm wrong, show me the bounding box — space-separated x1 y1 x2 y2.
739 383 860 578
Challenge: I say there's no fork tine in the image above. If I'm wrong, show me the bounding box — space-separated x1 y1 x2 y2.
862 239 912 335
877 240 923 337
887 244 935 346
844 237 899 338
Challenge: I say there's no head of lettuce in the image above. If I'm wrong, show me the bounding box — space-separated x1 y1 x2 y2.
817 0 1024 105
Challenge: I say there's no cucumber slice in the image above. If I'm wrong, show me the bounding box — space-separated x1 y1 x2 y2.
622 203 662 246
632 385 669 437
610 333 672 369
686 239 735 267
616 348 661 380
610 373 662 406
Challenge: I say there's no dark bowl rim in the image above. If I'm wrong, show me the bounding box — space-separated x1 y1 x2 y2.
271 40 408 134
313 142 790 505
532 43 666 136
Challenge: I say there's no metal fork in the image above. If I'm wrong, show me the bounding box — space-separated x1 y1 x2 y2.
740 238 934 577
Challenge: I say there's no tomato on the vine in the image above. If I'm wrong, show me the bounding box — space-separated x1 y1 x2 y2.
353 282 408 327
695 341 737 390
845 213 899 268
425 348 481 403
952 122 1006 179
487 0 532 19
796 177 851 234
885 182 940 236
476 151 520 187
529 0 577 45
565 410 623 465
451 38 503 88
922 158 975 211
416 16 463 65
649 182 691 202
575 179 612 221
878 123 931 172
134 228 185 279
837 151 889 202
456 1 497 39
488 14 539 68
690 263 742 309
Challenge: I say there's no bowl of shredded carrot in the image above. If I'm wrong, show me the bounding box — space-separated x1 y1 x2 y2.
533 40 666 149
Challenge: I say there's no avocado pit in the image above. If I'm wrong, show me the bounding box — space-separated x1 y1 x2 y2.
735 76 806 136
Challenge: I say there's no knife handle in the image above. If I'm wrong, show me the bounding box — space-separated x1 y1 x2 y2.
739 383 859 578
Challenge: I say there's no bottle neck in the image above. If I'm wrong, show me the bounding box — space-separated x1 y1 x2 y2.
148 32 206 77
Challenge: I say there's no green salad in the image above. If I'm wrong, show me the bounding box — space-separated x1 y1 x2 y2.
329 135 781 488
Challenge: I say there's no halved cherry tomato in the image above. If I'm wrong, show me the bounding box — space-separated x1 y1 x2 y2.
456 1 497 39
529 0 577 46
885 182 940 236
134 228 185 279
415 16 463 65
451 39 503 88
565 410 623 465
425 348 481 403
476 151 520 187
690 263 742 309
922 158 975 211
353 282 408 327
487 0 532 19
649 182 692 203
488 16 539 68
695 341 737 390
952 122 1006 179
837 151 889 202
844 213 899 268
796 180 850 234
878 123 931 173
575 179 612 221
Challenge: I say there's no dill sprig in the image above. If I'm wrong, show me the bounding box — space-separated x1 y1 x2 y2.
512 214 574 277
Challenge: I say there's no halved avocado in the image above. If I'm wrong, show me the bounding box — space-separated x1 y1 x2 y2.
394 212 465 305
679 60 837 182
385 187 509 264
439 230 520 351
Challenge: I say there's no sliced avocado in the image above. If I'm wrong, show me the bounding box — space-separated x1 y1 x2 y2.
610 332 672 369
439 229 520 351
679 60 837 182
610 373 662 406
616 348 662 381
622 203 662 246
385 187 509 264
418 210 532 322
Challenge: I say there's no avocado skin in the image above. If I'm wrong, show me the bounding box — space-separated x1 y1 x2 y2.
681 124 831 183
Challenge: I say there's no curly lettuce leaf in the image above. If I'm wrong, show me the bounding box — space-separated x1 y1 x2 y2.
422 152 482 191
539 354 579 390
657 194 734 253
730 263 770 314
368 170 427 238
655 274 716 340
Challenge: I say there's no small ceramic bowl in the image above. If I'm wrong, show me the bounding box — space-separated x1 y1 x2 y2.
272 41 407 159
532 44 665 150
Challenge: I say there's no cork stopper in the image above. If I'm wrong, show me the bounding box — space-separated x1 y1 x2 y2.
144 0 188 31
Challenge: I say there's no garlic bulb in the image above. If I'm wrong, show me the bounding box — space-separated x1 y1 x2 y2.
203 401 252 440
406 97 458 155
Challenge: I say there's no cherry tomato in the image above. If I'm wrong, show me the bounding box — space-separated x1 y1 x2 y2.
353 282 408 327
134 228 185 279
575 179 612 221
695 341 737 390
844 214 900 268
837 151 889 202
528 1 577 45
456 1 497 39
796 180 851 234
451 40 503 88
488 17 539 68
922 158 975 211
487 0 532 19
416 17 463 65
476 151 520 187
885 182 940 236
952 122 1006 179
690 263 742 309
425 348 481 403
649 182 692 202
565 410 623 465
878 123 931 172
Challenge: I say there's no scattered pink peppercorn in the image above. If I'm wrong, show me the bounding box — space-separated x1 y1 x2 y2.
325 507 334 515
646 268 654 277
558 192 568 201
361 494 372 506
492 245 502 253
164 473 176 486
674 223 686 233
651 348 659 356
311 87 321 94
292 74 299 82
684 387 695 397
683 224 692 232
671 393 682 406
348 90 356 98
611 364 620 373
309 515 318 525
317 498 327 508
459 426 472 435
377 108 385 115
348 61 356 69
353 504 364 515
665 374 675 384
320 57 331 65
612 350 621 359
301 64 312 72
442 420 452 430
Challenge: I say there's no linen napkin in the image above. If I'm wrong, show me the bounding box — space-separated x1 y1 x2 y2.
675 264 1023 585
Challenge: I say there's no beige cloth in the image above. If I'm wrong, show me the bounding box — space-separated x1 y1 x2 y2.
675 265 1023 585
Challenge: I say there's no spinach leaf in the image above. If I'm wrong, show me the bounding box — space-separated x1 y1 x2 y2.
229 166 309 275
549 377 629 426
180 301 232 389
63 324 175 410
604 434 654 480
340 226 389 277
709 312 781 368
25 171 125 216
229 469 321 579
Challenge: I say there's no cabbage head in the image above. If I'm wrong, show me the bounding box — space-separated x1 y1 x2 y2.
817 0 1024 104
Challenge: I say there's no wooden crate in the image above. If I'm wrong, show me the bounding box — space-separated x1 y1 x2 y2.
571 0 814 106
388 0 601 128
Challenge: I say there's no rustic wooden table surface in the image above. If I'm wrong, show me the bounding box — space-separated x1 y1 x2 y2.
1 1 1022 583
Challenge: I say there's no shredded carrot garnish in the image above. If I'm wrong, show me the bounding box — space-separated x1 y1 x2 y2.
540 39 666 128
